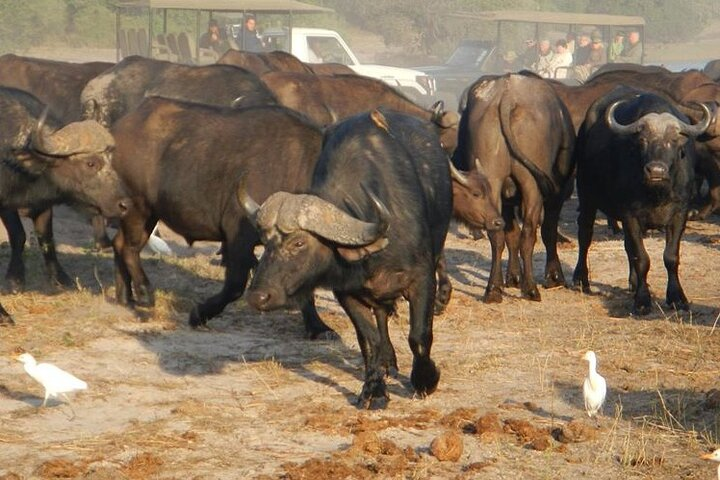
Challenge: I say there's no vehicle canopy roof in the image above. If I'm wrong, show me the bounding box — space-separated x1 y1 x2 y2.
449 10 644 28
114 0 332 13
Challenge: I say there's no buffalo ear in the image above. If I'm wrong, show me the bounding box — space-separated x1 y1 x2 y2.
336 237 389 262
10 151 52 175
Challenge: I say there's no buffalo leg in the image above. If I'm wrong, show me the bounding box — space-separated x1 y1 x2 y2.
91 214 112 251
301 299 338 340
541 198 566 288
407 270 440 397
623 217 652 315
573 204 596 293
484 228 506 303
0 302 13 325
691 149 720 219
30 208 73 288
189 225 257 327
517 171 542 301
1 209 26 292
374 306 398 376
113 213 154 307
504 207 521 288
434 253 452 314
335 291 388 408
664 211 689 311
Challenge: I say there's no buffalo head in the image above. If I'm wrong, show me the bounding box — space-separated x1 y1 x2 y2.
448 158 504 231
606 100 712 186
239 184 389 310
430 101 459 154
28 108 131 218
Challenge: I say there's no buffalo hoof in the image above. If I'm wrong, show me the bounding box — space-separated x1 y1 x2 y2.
522 286 542 302
666 295 690 312
188 306 208 329
307 327 340 341
5 277 24 294
544 271 566 289
0 313 14 326
356 371 389 409
411 357 439 397
632 299 652 316
134 285 155 308
505 273 521 289
93 235 113 252
483 287 503 304
50 270 74 289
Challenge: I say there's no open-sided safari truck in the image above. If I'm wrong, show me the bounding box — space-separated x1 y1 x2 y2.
112 0 333 64
417 10 645 107
112 0 436 102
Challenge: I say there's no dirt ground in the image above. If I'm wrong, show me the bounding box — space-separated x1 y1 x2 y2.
1 195 720 479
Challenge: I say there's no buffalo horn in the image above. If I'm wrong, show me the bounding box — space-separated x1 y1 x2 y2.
297 188 389 246
236 176 260 228
430 100 444 122
31 106 50 154
606 100 642 135
448 159 470 187
32 119 114 156
679 102 713 137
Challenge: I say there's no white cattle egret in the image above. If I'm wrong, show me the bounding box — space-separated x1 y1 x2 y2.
147 223 173 256
701 449 720 479
582 351 607 420
16 353 87 408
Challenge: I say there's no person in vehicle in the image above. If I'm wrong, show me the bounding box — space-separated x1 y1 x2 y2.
618 30 642 64
199 19 230 54
608 31 625 63
547 39 573 78
238 14 265 52
532 39 555 78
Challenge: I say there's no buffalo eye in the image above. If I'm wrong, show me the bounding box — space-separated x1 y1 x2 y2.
86 159 97 169
293 239 305 249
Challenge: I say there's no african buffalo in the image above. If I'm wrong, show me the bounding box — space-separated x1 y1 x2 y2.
109 98 332 337
81 55 276 128
217 49 354 76
453 73 575 303
241 110 452 407
259 71 459 153
573 88 712 315
0 87 131 324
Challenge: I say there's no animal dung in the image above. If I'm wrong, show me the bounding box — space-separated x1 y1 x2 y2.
430 431 463 462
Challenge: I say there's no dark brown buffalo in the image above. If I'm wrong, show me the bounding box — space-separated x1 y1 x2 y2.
0 54 113 122
453 73 575 303
307 63 355 75
241 110 452 407
217 49 314 75
81 56 276 128
0 54 116 265
573 87 712 314
581 68 720 219
0 87 131 324
109 98 334 337
260 71 459 152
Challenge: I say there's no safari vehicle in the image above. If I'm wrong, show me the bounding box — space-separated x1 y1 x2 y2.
417 10 646 107
113 0 435 102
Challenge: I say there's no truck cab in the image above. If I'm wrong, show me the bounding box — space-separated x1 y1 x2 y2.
263 27 436 103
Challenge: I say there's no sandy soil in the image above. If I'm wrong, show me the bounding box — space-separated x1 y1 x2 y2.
1 197 720 479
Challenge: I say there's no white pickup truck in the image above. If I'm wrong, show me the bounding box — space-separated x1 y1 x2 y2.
262 27 436 103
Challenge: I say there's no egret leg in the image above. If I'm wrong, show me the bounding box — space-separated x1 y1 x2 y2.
61 393 77 420
41 391 49 408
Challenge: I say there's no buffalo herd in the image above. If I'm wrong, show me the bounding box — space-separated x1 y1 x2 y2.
0 49 718 407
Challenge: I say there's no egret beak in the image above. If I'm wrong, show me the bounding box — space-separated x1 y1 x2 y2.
701 452 716 460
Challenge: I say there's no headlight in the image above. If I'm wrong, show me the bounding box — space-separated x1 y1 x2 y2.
415 75 436 96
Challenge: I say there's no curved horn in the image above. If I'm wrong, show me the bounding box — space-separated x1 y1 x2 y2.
31 106 50 154
236 175 260 228
448 159 469 187
31 119 113 156
606 100 642 135
296 191 388 246
430 100 444 122
679 102 713 137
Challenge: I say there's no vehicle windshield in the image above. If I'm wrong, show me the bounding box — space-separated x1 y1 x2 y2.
446 44 489 67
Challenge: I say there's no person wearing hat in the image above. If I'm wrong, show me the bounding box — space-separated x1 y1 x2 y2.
608 31 625 63
573 33 591 66
587 32 607 68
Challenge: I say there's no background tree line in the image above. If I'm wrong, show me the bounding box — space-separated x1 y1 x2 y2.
0 0 717 56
